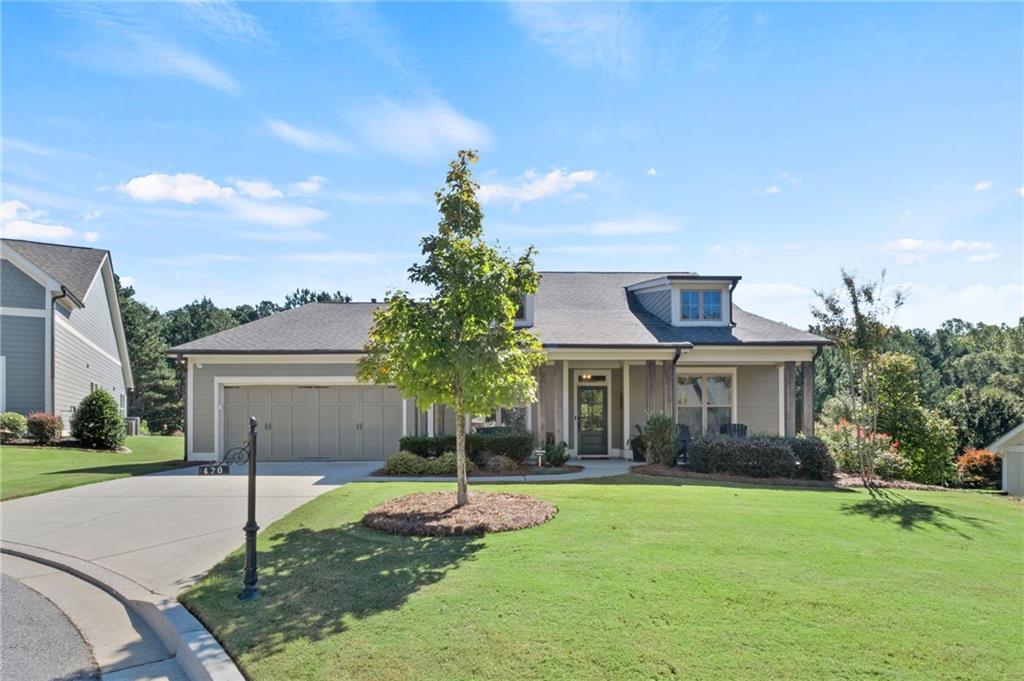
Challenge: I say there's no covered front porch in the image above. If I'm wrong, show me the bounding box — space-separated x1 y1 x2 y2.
528 347 818 459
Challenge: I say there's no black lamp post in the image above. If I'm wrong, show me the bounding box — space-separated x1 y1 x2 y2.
239 416 260 601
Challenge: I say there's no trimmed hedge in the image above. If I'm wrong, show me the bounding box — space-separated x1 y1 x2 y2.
381 452 477 476
27 413 63 445
689 435 797 478
398 431 534 463
0 412 27 441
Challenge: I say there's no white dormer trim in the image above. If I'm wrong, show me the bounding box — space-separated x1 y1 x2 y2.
514 293 535 328
669 281 732 327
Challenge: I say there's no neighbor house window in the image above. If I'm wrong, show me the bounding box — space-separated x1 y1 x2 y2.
679 290 723 321
676 374 732 435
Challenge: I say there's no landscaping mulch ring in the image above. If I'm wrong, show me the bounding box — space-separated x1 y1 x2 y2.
363 491 557 536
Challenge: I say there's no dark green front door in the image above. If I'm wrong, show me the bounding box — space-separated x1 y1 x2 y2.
577 385 608 456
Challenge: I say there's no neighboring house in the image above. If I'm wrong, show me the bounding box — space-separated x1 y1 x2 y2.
171 272 829 462
0 239 133 427
988 423 1024 497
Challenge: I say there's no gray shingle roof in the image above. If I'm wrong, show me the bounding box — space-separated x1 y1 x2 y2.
3 239 108 304
170 272 829 354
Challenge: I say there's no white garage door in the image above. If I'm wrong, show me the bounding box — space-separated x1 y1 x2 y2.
222 385 402 461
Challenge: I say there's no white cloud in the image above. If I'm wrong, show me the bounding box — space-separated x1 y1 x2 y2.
974 180 992 192
645 167 657 176
234 179 283 200
509 3 643 76
1018 186 1024 197
780 171 802 186
502 216 683 236
287 176 328 196
119 276 136 286
120 173 236 203
82 231 100 243
2 200 77 242
181 1 264 42
266 119 355 155
764 185 781 195
229 200 328 227
83 210 102 221
143 41 239 92
479 169 598 204
352 98 492 163
893 282 1024 328
2 137 60 157
884 237 996 265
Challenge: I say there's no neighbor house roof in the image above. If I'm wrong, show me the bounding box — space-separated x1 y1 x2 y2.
170 272 829 355
2 238 108 305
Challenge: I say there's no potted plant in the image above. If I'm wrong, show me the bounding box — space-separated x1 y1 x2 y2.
628 424 646 462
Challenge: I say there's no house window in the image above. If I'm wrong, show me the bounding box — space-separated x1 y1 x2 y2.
514 295 527 321
676 374 733 435
679 290 723 321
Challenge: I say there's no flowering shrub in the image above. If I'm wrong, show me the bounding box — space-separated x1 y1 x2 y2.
26 413 63 445
874 450 911 481
817 418 899 474
956 448 1001 488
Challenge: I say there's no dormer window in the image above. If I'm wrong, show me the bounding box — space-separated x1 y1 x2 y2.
514 293 533 327
515 295 526 321
680 290 722 321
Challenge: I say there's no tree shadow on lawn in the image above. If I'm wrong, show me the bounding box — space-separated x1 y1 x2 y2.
43 462 189 476
841 487 992 538
184 522 483 663
523 473 858 493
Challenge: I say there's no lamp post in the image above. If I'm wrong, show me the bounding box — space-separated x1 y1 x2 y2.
239 416 260 601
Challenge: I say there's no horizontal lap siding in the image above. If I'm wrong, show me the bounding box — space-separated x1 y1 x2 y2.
0 315 45 414
191 362 359 453
1 260 45 309
737 365 780 435
53 269 126 424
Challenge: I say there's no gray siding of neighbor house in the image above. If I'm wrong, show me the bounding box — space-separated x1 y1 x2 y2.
53 269 126 425
192 362 362 453
634 289 672 323
1 259 45 309
737 365 781 435
0 315 46 414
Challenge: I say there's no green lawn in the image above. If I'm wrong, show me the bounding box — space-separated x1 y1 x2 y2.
1 435 187 500
182 476 1024 681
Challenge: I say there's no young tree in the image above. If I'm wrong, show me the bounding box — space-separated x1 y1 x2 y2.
359 150 545 506
283 288 352 309
811 269 904 483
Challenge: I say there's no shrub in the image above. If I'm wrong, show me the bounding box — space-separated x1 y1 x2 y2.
399 431 534 464
790 437 836 481
484 454 518 473
26 413 63 444
0 412 28 441
426 452 476 476
873 450 910 481
818 419 898 474
957 448 1001 488
543 440 570 468
71 389 126 450
689 435 797 478
383 452 429 475
643 413 678 466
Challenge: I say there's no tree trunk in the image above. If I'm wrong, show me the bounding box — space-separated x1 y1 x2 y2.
454 407 468 506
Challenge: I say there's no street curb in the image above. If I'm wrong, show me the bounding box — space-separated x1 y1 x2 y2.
1 541 244 681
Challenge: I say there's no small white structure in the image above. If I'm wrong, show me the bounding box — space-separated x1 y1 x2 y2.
988 422 1024 497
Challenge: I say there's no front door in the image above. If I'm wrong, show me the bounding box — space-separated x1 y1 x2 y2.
577 385 608 456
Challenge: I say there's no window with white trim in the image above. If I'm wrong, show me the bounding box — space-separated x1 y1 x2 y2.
679 290 723 321
676 374 733 435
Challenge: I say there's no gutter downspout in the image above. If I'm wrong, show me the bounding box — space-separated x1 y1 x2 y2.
728 279 739 328
50 288 70 418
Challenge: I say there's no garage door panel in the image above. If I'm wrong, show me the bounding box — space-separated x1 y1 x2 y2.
292 404 317 458
338 404 361 457
271 405 293 459
380 402 402 455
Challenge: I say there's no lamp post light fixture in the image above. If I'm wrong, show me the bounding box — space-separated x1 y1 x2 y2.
239 416 260 601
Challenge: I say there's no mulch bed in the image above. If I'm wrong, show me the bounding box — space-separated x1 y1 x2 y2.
634 463 964 493
362 491 558 536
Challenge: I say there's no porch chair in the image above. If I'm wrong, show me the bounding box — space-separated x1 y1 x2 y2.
720 423 748 439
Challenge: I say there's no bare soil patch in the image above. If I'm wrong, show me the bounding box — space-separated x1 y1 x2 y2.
363 491 557 536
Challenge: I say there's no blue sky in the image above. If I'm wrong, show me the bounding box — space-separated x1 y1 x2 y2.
2 2 1021 329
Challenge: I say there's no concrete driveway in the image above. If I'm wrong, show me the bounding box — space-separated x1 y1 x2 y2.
1 462 380 596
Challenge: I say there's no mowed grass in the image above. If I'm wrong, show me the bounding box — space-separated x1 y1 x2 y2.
182 475 1024 681
0 435 187 500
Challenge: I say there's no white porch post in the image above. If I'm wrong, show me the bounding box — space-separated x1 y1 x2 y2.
622 361 631 457
562 360 571 452
427 403 435 436
401 398 408 437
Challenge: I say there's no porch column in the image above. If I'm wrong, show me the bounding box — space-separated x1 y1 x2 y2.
553 362 564 445
426 403 435 436
663 360 676 420
535 367 546 447
645 360 657 416
801 360 815 436
784 361 797 437
622 362 630 451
